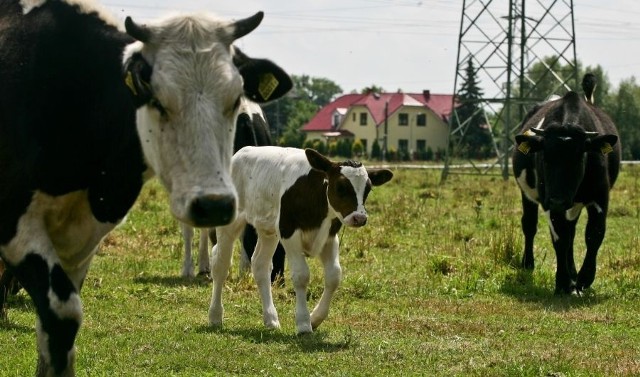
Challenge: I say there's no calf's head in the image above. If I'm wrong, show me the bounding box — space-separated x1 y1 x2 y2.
123 12 291 227
515 116 617 212
305 149 393 227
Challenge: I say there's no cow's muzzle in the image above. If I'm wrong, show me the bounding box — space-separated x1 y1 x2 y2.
343 212 368 227
189 194 236 227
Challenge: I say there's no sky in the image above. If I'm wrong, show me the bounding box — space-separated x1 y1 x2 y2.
101 0 640 96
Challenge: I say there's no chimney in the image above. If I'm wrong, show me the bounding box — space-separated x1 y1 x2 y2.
423 90 431 101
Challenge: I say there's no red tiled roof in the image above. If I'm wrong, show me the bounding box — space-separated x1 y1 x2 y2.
302 91 455 132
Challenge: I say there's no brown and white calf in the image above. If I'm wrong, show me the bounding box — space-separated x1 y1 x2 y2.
209 146 393 334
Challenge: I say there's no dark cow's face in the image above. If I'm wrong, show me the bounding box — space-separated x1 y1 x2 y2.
305 149 393 227
515 124 618 212
123 13 291 228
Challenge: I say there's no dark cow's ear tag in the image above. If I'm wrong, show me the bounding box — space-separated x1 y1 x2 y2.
601 142 614 155
518 142 531 155
258 73 279 101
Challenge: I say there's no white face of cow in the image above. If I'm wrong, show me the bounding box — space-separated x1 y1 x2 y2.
122 13 269 227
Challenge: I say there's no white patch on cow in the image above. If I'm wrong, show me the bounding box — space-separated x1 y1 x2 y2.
544 210 560 242
124 14 245 225
2 191 116 270
565 203 584 221
516 170 539 203
20 0 46 14
48 290 83 322
546 94 562 103
533 116 545 130
237 97 265 122
589 202 604 214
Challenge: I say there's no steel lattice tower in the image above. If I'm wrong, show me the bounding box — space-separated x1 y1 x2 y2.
441 0 578 182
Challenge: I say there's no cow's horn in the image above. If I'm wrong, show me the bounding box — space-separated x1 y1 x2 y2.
231 11 264 41
529 128 544 136
125 17 152 43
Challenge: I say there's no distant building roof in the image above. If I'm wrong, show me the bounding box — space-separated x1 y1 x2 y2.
302 91 455 133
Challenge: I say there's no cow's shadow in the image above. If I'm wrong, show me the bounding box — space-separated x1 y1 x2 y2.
499 269 610 311
196 325 356 353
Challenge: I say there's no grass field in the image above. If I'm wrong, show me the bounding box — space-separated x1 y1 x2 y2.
2 164 640 376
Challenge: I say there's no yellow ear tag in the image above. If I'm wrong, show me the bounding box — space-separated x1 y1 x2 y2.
125 71 138 96
258 73 279 101
601 142 614 155
518 142 531 155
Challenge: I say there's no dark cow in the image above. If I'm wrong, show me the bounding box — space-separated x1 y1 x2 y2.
513 73 620 295
209 147 393 334
0 0 291 375
181 98 286 282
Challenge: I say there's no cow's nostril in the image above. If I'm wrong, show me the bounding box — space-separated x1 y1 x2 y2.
189 194 235 227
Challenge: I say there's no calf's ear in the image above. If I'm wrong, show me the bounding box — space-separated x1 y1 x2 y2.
233 47 293 103
305 148 334 173
367 169 393 186
587 134 618 155
515 134 543 155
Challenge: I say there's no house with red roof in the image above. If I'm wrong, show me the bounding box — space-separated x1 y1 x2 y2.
302 90 454 157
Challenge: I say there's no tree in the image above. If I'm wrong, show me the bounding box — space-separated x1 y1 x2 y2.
361 85 385 95
456 59 493 158
263 75 342 145
602 77 640 159
371 139 382 160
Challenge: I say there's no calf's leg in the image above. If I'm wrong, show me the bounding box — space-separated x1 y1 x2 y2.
310 235 342 330
251 232 280 329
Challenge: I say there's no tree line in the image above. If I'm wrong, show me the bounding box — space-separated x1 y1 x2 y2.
263 61 640 161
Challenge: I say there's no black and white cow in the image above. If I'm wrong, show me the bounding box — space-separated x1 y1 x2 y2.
209 147 393 334
181 98 286 282
0 0 291 375
513 73 620 295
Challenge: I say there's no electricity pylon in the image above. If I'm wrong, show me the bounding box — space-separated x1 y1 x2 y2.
441 0 578 182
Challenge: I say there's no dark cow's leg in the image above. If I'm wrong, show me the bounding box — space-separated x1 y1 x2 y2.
11 253 82 377
577 203 607 291
271 243 286 286
520 193 538 270
548 213 576 294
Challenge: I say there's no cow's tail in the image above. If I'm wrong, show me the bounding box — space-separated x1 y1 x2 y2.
582 73 597 104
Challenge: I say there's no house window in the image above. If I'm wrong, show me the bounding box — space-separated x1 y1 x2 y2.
416 113 427 126
360 113 368 126
332 114 340 129
352 112 356 122
398 139 409 152
398 113 409 126
416 139 426 152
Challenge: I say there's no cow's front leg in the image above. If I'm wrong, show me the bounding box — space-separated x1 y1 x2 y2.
520 193 539 270
310 235 341 330
577 203 607 291
548 213 576 294
11 252 83 377
180 223 196 278
285 249 311 334
209 221 244 327
251 232 280 329
196 229 210 276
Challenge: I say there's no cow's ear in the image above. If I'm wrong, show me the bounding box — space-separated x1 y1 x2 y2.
367 169 393 186
515 134 543 155
124 52 153 107
305 148 333 173
233 47 293 103
587 134 618 155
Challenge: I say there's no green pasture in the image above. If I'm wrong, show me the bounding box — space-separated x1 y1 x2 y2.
2 165 640 376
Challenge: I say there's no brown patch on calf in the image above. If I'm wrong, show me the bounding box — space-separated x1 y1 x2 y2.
279 170 329 239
